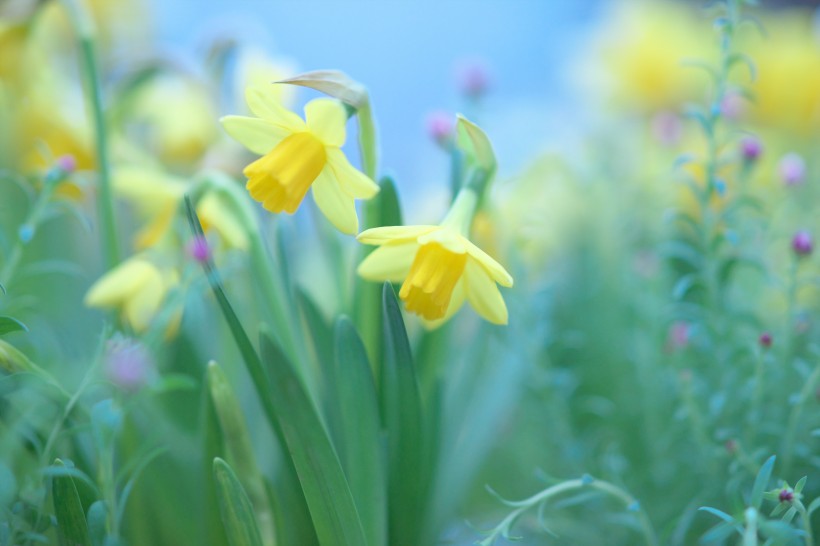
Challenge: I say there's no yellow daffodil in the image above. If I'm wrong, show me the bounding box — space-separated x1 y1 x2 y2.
114 166 249 250
220 86 379 234
85 256 181 334
357 190 513 325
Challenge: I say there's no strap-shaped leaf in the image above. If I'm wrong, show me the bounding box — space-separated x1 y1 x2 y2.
0 316 27 336
332 317 387 546
51 459 92 546
381 283 429 544
260 332 368 546
213 458 263 546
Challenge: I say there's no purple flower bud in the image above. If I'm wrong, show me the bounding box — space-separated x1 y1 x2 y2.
425 111 455 144
779 488 794 503
104 337 154 393
189 235 211 263
759 332 772 348
724 439 738 454
669 321 690 350
792 230 813 256
740 137 762 162
651 111 682 147
779 153 806 186
55 154 77 174
720 92 746 121
456 59 490 98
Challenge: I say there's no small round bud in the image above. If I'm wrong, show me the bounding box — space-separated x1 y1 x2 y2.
651 111 682 147
779 488 794 503
740 137 762 162
456 59 490 98
104 336 155 393
425 111 455 145
55 154 77 174
792 230 813 257
779 153 806 186
725 439 738 455
720 92 746 121
189 235 211 263
759 332 772 348
669 321 690 350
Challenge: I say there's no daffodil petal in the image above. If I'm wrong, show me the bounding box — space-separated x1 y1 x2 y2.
357 241 418 281
464 260 508 325
197 193 249 250
245 86 305 132
357 225 440 245
305 98 346 147
84 259 154 308
463 238 514 287
134 205 176 249
312 167 358 234
220 115 290 155
327 148 379 199
114 167 185 212
123 269 165 332
421 280 466 329
418 228 467 253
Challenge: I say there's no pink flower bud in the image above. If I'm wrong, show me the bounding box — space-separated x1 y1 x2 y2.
104 337 154 393
651 111 682 147
456 59 491 98
779 153 806 186
56 154 77 174
425 111 455 144
189 235 211 263
792 230 813 256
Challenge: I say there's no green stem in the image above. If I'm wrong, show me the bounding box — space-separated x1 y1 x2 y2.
780 361 820 476
357 100 378 180
0 170 61 286
63 0 120 269
795 500 815 546
743 507 758 546
480 478 657 546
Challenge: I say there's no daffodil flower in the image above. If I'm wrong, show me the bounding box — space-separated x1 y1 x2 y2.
84 256 180 335
220 86 379 234
357 190 513 325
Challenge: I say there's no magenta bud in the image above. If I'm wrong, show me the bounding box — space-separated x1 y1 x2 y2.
425 111 455 144
651 111 683 147
792 230 813 256
740 137 762 162
456 59 490 98
724 439 738 454
779 153 806 186
720 92 746 121
779 489 795 503
189 235 211 263
55 154 77 174
104 337 154 393
759 332 772 348
669 321 690 350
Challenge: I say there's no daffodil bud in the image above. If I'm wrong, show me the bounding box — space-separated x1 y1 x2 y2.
277 69 369 110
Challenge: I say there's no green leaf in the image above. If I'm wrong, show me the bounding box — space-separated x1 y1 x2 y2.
259 332 368 546
207 361 276 546
213 458 264 546
51 459 92 546
751 456 776 509
86 500 107 546
456 115 496 172
698 506 737 525
381 283 429 545
0 460 16 509
0 316 27 336
332 317 387 546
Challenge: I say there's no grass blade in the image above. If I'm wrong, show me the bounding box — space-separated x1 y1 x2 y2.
213 458 264 546
51 459 92 546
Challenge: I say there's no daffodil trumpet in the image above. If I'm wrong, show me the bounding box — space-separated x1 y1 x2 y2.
357 185 513 326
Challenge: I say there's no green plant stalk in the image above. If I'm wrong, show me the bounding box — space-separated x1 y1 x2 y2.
479 478 657 546
681 375 717 477
795 500 815 546
742 507 758 546
780 361 820 476
0 171 61 285
63 0 120 269
745 349 766 446
357 99 378 180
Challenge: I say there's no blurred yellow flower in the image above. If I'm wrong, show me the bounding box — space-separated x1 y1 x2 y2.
357 192 513 325
84 257 180 334
221 87 379 234
126 75 219 167
114 166 249 251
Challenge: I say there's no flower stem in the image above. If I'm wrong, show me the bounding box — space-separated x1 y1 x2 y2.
357 99 378 180
795 500 815 546
63 0 120 269
480 478 657 546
